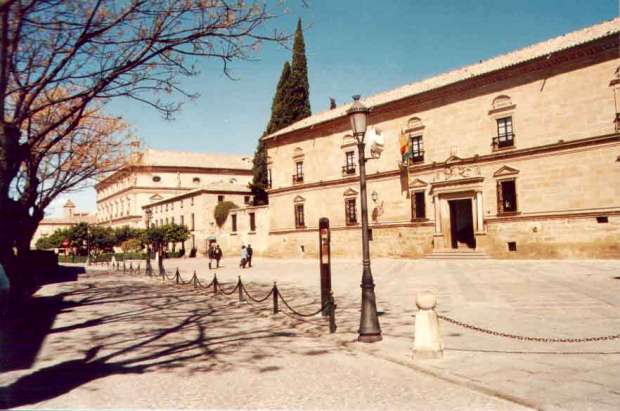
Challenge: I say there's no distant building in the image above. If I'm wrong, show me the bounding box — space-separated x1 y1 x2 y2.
95 149 253 229
262 18 620 259
31 200 96 248
141 182 269 256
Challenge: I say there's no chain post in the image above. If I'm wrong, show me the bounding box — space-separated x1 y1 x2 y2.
213 273 218 295
175 268 180 284
329 291 337 334
272 282 279 314
238 276 244 302
129 262 133 273
193 270 198 288
123 261 126 273
137 263 141 274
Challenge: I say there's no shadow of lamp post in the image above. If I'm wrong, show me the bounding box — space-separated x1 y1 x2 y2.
346 95 382 343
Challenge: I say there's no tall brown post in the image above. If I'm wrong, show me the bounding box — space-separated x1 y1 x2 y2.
319 218 332 317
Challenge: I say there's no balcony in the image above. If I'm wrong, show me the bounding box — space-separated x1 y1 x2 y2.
407 150 425 164
492 133 515 150
292 174 304 185
342 164 356 176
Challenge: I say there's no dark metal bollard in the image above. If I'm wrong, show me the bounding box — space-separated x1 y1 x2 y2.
129 262 134 272
137 263 141 273
319 218 332 317
122 261 126 273
272 282 279 315
193 271 198 288
329 291 337 334
213 274 218 295
238 276 244 302
175 268 180 284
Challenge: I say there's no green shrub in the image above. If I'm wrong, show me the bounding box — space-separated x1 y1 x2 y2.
121 238 143 253
214 201 239 227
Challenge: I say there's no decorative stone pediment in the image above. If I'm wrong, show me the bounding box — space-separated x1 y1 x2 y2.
343 187 358 197
445 155 463 164
433 164 481 183
341 134 356 148
408 178 428 189
149 194 163 201
293 195 305 203
405 117 425 133
293 147 304 159
493 165 520 178
489 95 516 115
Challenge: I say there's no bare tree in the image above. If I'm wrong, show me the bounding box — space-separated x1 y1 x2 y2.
0 0 287 270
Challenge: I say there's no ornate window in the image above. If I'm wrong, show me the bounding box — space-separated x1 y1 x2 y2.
342 151 356 175
409 136 424 163
293 161 304 184
494 117 514 149
345 198 357 225
249 212 256 232
497 179 518 214
231 214 237 232
294 204 305 228
411 191 426 220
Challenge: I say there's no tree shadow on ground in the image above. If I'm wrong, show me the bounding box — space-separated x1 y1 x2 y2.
0 270 339 409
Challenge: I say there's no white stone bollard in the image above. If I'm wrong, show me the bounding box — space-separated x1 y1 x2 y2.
413 291 444 359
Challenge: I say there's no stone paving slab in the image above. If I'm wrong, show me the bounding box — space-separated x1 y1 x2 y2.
0 270 530 411
113 256 620 411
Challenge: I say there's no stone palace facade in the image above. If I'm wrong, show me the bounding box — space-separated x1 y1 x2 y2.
261 18 620 259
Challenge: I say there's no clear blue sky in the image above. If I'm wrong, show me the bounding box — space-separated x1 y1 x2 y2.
50 0 618 217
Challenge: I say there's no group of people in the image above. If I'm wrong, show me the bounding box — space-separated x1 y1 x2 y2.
208 243 253 269
207 244 223 269
240 245 253 269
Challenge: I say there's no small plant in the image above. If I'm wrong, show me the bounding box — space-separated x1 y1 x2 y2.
214 201 239 227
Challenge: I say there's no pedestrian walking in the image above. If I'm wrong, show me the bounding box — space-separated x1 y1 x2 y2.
246 244 253 268
214 245 223 268
239 246 248 269
208 244 215 269
0 263 11 323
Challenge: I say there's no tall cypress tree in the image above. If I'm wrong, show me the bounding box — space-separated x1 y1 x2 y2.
251 18 312 204
286 18 311 122
265 61 292 135
251 62 291 204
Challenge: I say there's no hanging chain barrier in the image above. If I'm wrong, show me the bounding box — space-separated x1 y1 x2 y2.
122 260 336 334
438 314 620 343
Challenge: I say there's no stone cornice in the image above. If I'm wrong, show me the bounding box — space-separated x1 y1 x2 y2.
96 165 252 190
264 35 619 149
142 188 251 208
97 186 192 203
486 207 620 223
268 133 620 196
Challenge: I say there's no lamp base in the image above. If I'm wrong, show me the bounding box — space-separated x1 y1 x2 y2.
358 333 383 343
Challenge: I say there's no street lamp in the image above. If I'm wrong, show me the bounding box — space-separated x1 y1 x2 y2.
346 95 382 343
144 208 153 275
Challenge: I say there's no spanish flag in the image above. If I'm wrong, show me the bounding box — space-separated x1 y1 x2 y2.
399 130 409 160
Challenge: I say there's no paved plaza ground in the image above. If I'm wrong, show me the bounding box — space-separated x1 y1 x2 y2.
1 257 619 410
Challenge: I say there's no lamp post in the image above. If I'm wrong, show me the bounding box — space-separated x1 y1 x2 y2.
347 95 382 343
144 208 153 275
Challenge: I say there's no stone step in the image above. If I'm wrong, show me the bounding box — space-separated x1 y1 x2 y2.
424 249 492 260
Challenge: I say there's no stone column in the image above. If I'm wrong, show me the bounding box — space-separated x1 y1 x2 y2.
475 191 484 233
433 196 441 234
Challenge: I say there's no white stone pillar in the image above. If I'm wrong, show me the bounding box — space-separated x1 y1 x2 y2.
433 196 441 234
413 291 443 359
475 191 484 232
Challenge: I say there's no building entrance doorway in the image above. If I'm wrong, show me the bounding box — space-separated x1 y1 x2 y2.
448 199 476 249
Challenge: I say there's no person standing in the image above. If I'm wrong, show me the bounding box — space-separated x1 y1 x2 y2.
208 244 214 270
239 246 248 269
214 245 223 268
246 244 253 268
